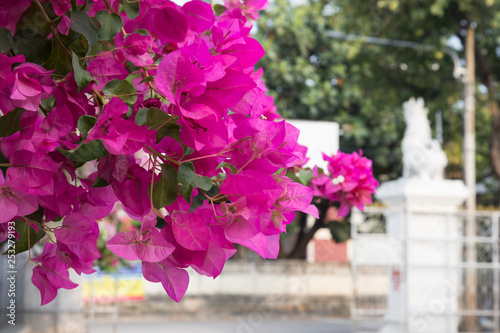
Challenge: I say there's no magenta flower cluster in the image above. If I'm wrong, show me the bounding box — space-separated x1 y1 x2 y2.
310 151 379 217
0 0 328 305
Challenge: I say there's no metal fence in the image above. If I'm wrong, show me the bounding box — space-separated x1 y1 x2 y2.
351 207 500 333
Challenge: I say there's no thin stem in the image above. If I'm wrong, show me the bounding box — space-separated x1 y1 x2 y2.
33 0 72 68
149 156 157 212
103 92 139 99
79 46 128 60
92 89 106 107
145 146 181 166
237 155 256 174
103 0 119 15
153 115 176 132
180 149 231 164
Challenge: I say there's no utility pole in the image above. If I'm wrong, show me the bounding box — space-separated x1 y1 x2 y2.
464 26 477 332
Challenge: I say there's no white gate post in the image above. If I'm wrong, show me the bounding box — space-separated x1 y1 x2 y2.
377 178 468 333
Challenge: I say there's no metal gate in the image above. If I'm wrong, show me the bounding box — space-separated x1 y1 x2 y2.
351 207 500 333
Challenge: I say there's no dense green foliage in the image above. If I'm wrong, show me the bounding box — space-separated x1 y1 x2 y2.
256 0 500 205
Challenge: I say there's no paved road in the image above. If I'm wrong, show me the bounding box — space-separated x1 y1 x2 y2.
90 318 380 333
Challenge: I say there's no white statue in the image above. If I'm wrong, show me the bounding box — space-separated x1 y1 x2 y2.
402 97 447 179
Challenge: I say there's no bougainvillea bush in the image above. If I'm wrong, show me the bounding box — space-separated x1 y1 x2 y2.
0 0 376 305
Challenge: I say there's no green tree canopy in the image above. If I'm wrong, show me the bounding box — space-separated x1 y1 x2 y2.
256 0 500 204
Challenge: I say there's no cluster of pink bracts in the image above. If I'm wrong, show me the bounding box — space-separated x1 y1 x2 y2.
0 0 376 305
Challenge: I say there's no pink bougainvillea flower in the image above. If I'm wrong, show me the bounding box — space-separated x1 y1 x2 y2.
154 47 207 104
86 98 156 155
115 32 154 67
53 72 95 127
39 103 75 144
79 180 118 220
32 242 78 305
221 169 283 208
311 151 378 216
229 116 299 172
0 53 25 91
170 210 210 251
97 154 133 184
275 179 319 218
86 58 129 91
148 3 188 43
0 0 376 308
38 172 87 222
56 221 100 275
6 149 60 195
182 0 215 32
142 257 189 302
310 167 338 198
178 108 229 153
107 214 175 262
0 223 18 242
211 18 246 54
205 70 256 108
54 213 94 245
0 0 32 34
293 143 310 168
160 210 236 279
111 164 152 220
10 63 55 111
0 171 38 224
57 15 71 35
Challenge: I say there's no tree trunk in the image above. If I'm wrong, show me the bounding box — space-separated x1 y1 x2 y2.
474 42 500 186
490 101 500 179
287 200 329 259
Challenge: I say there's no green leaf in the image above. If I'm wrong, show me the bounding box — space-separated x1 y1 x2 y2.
0 108 24 138
15 2 51 37
92 176 109 188
103 79 120 93
44 40 71 76
146 107 170 129
72 51 94 92
41 96 55 111
96 10 123 41
285 168 300 183
113 80 137 105
0 27 13 53
146 107 181 142
70 10 98 56
328 221 351 243
190 184 220 211
177 162 212 203
135 108 148 125
213 4 227 15
151 163 178 209
3 218 46 255
13 30 52 65
216 162 238 174
297 169 314 186
121 0 140 19
77 115 97 140
192 174 212 191
59 140 108 163
139 76 155 84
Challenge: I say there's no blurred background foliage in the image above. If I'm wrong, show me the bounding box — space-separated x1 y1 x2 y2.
255 0 500 206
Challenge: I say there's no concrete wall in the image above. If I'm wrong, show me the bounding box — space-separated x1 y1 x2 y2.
143 260 387 298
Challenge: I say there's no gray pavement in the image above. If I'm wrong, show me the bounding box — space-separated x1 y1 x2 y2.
90 318 380 333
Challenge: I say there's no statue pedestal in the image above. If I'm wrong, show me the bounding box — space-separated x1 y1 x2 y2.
377 178 468 333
